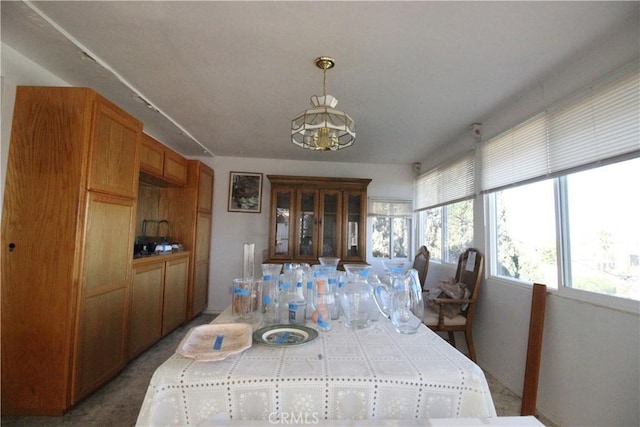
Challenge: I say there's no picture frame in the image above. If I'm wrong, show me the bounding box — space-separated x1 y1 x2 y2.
228 171 263 213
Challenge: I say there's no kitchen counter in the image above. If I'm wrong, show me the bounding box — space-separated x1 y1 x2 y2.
132 250 190 266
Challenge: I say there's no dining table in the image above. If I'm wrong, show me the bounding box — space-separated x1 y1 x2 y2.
136 308 497 426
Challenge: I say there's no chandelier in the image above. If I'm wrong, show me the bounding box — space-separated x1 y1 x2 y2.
291 57 356 151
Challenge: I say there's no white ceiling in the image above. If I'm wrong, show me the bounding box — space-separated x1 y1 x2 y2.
2 1 638 164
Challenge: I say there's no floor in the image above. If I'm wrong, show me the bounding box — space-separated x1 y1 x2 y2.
1 314 555 426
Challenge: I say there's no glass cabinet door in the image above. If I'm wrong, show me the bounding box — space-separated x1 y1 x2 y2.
271 189 293 259
296 190 317 259
343 191 365 260
319 190 341 257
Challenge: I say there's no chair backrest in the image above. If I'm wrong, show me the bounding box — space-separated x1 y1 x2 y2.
454 248 484 316
412 246 430 289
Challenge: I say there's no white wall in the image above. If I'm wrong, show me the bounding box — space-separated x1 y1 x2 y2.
418 17 640 427
205 156 414 313
1 44 70 214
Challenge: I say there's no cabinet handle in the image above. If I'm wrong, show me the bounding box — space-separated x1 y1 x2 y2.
8 243 16 252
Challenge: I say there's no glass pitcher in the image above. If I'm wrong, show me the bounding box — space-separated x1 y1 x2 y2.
339 264 374 329
373 260 424 334
261 263 283 325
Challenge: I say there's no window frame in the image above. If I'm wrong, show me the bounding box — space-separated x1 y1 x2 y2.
368 199 413 260
484 162 640 314
417 198 474 265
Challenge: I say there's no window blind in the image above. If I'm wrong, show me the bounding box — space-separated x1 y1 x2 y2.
367 199 412 217
414 150 474 211
481 60 640 193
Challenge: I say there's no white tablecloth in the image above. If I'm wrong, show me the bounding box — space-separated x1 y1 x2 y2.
136 309 496 426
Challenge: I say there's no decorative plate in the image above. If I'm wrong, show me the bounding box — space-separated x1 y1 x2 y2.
176 323 253 362
252 325 319 347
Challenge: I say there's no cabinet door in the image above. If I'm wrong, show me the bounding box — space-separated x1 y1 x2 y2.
140 133 164 176
318 190 342 258
269 188 295 260
88 96 141 198
75 193 134 402
77 288 127 397
197 166 214 213
295 190 318 260
342 190 367 262
192 262 209 318
163 150 188 186
191 213 211 317
129 263 164 359
162 257 189 336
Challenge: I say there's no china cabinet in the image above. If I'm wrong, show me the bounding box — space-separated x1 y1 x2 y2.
1 86 141 415
266 175 371 264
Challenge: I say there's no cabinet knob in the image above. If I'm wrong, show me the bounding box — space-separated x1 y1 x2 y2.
8 243 16 252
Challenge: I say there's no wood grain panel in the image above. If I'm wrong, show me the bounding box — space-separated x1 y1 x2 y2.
192 262 210 316
163 149 188 186
129 263 164 359
198 166 214 213
82 194 134 293
1 87 91 415
87 95 141 198
195 213 211 263
75 288 127 400
162 256 189 335
139 133 164 176
136 183 162 237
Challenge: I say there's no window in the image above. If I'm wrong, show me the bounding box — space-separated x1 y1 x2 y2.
489 157 639 300
419 199 473 263
482 60 639 305
564 159 640 300
369 199 412 259
492 179 557 286
414 151 475 263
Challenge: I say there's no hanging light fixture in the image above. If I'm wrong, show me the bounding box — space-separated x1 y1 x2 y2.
291 57 356 151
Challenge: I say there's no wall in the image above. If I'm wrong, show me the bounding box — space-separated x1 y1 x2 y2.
1 44 70 214
205 156 414 313
418 17 640 427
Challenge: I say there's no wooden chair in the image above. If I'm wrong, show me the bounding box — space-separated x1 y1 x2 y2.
422 248 484 362
412 245 430 289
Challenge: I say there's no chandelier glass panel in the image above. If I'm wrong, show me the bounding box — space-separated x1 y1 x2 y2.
291 57 356 151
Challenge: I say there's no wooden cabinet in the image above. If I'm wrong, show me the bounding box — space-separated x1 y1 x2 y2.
1 86 141 415
129 253 189 359
266 175 371 264
162 256 189 334
140 133 188 186
165 161 214 320
128 263 164 359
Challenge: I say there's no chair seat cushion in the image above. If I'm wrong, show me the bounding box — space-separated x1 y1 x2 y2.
423 307 467 326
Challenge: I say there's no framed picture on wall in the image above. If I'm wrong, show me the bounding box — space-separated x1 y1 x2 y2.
228 171 263 213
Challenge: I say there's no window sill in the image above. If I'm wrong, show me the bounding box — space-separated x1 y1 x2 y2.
488 275 640 315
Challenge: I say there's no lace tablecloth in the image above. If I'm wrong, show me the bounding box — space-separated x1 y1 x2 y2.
136 309 496 426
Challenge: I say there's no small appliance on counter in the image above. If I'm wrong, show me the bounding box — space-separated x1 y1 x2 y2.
133 219 183 257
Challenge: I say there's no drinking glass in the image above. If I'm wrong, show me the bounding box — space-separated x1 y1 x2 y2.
232 278 254 321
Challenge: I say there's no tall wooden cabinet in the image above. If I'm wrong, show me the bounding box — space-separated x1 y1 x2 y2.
1 87 141 415
166 161 214 320
266 175 371 264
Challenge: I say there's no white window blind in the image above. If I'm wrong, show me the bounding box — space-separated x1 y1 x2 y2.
367 199 412 217
481 60 640 192
414 150 474 211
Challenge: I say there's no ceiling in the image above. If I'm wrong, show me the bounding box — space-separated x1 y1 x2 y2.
2 1 638 164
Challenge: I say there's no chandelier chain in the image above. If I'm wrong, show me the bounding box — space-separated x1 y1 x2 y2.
323 67 327 98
